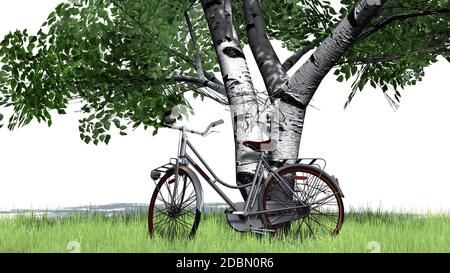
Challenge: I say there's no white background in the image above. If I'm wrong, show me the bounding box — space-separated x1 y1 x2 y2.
0 1 449 213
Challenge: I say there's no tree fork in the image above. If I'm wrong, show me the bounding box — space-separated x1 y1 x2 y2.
269 0 387 164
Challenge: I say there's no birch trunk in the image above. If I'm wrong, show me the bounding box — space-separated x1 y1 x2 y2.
201 0 265 198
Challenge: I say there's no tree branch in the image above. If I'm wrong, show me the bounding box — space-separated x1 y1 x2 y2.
280 0 387 108
281 47 310 72
183 9 226 97
72 72 227 105
203 70 223 87
336 41 450 66
281 41 320 72
243 0 287 97
168 75 226 96
184 10 204 78
183 88 228 105
357 7 450 42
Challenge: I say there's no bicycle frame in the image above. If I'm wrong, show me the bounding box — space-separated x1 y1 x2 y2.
174 126 275 213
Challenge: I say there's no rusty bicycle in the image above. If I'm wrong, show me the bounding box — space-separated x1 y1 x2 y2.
148 114 344 240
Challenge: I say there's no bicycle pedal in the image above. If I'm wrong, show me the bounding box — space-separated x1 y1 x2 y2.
250 228 276 234
232 211 246 215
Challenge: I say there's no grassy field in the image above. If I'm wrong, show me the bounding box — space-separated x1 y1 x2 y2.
0 210 448 253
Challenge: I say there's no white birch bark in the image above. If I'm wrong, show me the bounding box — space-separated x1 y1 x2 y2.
201 0 265 197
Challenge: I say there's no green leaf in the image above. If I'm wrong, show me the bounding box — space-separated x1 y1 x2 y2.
113 119 121 129
84 136 91 144
2 65 11 72
0 71 9 81
104 121 111 130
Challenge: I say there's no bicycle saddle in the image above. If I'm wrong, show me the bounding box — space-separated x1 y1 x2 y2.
243 139 277 152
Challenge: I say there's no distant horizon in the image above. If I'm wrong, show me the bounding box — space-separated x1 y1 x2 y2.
1 202 449 216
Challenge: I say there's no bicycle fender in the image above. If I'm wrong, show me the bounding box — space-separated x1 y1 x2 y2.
178 166 205 213
330 175 345 198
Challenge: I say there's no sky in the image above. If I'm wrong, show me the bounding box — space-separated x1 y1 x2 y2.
0 1 449 213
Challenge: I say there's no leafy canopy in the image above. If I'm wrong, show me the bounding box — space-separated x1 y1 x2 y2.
0 0 449 144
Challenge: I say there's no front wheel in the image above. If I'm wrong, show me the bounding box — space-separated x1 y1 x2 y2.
148 168 201 240
261 164 344 239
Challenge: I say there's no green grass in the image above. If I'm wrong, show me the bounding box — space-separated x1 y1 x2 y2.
0 211 448 253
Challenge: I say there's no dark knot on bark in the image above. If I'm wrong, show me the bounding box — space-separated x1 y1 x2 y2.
223 47 246 59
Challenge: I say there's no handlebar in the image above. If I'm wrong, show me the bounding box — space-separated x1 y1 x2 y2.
163 119 224 136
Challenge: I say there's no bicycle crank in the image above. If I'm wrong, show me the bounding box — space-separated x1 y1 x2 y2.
225 202 265 232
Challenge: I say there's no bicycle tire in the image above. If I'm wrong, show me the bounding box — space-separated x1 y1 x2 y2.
148 167 202 239
261 164 344 239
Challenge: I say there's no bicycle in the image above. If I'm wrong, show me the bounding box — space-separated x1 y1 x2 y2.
148 117 345 240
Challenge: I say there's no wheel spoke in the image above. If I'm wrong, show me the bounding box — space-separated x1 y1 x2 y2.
304 173 323 204
163 178 175 204
174 176 192 206
308 214 335 234
308 183 332 204
155 186 171 210
154 214 172 229
293 216 307 238
310 194 338 210
154 207 171 217
275 174 303 203
175 216 194 229
310 208 338 222
179 195 197 211
178 207 196 218
304 217 316 238
156 196 171 208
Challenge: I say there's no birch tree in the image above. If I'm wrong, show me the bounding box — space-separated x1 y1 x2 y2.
0 0 449 199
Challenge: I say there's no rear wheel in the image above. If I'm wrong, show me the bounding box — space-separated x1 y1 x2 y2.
261 164 344 240
148 168 201 240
